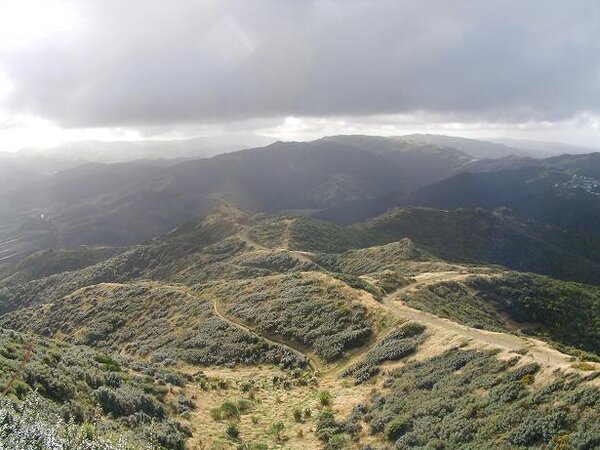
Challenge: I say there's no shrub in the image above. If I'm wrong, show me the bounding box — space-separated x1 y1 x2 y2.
326 433 351 450
384 416 412 441
269 421 285 440
226 422 240 440
0 392 134 449
316 409 343 442
240 380 253 392
93 354 121 372
94 386 165 418
293 407 302 422
236 399 252 414
318 390 332 406
220 401 239 419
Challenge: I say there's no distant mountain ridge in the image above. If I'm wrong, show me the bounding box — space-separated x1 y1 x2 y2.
0 136 479 258
13 133 274 165
2 134 600 262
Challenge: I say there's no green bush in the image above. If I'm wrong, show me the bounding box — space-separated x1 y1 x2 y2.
269 421 285 441
318 390 332 406
95 386 165 418
236 398 252 414
326 433 351 450
226 422 240 440
292 407 302 422
220 402 239 419
384 416 412 441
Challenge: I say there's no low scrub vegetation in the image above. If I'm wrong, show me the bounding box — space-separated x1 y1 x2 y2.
0 282 306 368
0 328 191 449
343 322 426 383
315 239 426 275
288 217 375 253
470 273 600 356
402 279 506 331
359 348 600 448
213 273 374 362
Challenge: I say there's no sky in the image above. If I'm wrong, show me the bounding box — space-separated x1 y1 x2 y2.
1 0 600 151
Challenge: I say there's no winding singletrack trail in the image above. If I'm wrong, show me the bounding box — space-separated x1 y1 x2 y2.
211 297 321 372
179 288 321 372
382 271 590 371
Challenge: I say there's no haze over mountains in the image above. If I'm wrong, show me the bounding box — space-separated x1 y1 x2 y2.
1 134 598 263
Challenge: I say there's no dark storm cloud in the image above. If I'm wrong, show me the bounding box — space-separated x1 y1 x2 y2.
1 0 600 127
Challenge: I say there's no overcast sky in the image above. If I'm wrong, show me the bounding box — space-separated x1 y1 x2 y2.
1 0 600 151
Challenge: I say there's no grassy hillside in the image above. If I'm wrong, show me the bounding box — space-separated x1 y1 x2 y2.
1 206 599 448
396 272 600 358
470 273 600 356
3 206 600 358
0 246 124 284
211 273 380 363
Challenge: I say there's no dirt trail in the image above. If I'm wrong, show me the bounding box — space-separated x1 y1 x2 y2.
180 288 320 372
212 297 321 372
382 271 587 371
281 218 294 250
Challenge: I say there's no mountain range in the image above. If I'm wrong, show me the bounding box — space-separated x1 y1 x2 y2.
2 135 600 266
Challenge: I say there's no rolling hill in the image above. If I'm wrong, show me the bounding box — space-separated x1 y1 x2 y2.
0 205 599 448
408 162 600 233
357 207 600 285
2 135 600 448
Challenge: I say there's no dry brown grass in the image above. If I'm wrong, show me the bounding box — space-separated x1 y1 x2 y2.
181 363 382 450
